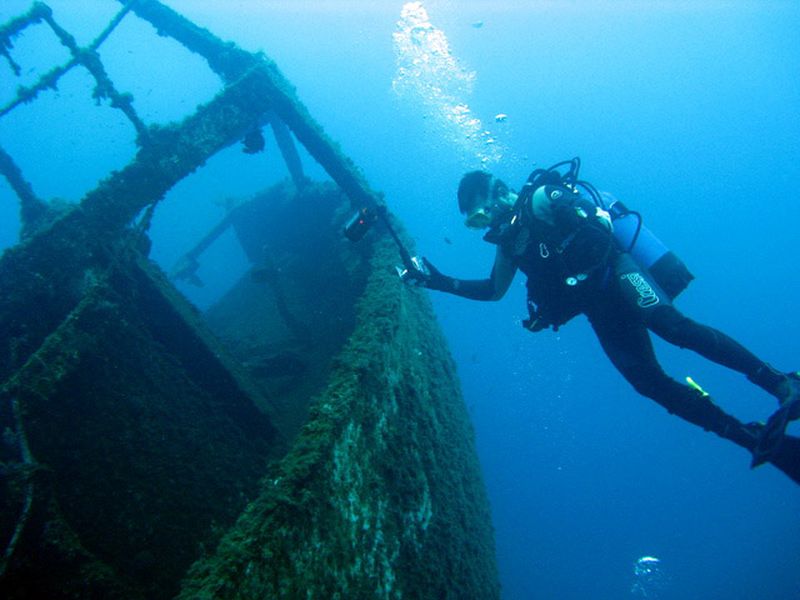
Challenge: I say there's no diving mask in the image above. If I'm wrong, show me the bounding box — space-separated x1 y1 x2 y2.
464 194 514 229
464 204 494 229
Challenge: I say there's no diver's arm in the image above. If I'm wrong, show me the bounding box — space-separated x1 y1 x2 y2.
423 246 517 301
486 245 517 299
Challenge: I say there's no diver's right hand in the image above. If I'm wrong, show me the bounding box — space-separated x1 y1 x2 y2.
399 257 458 293
419 257 461 292
398 256 432 287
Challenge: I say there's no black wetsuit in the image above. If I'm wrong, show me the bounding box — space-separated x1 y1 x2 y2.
436 193 779 446
584 253 765 410
504 209 772 426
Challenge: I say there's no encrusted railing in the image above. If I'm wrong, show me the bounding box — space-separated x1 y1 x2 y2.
0 2 390 584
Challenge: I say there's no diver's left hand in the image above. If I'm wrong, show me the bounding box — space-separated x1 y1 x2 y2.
522 315 549 332
522 302 550 332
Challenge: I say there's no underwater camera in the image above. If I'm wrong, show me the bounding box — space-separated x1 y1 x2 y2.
344 202 418 277
344 205 380 242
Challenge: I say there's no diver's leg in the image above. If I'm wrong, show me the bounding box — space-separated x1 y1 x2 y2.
647 305 762 373
588 311 758 450
647 305 800 413
611 251 798 410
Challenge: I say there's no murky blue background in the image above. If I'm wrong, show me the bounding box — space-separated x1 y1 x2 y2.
1 1 798 598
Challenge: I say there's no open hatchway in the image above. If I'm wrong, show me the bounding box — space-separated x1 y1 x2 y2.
0 2 500 599
181 181 367 439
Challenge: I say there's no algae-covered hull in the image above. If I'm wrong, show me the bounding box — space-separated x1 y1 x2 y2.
182 201 498 599
0 2 499 598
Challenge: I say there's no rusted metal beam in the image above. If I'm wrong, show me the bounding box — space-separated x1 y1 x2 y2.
0 2 142 130
122 0 381 211
0 65 274 379
1 0 387 383
118 0 256 83
0 145 47 236
269 115 306 189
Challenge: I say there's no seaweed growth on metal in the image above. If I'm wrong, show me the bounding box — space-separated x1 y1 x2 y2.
0 1 500 598
180 230 499 600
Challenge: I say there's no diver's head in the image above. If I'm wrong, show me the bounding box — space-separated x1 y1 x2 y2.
457 171 516 229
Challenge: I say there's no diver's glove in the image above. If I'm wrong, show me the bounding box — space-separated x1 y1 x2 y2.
399 257 497 299
522 301 550 332
398 257 457 292
398 256 429 287
522 314 549 333
419 258 459 292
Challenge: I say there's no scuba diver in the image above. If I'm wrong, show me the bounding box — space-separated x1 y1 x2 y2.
399 158 800 467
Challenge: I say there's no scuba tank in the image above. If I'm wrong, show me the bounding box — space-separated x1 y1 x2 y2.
599 191 694 300
525 158 694 300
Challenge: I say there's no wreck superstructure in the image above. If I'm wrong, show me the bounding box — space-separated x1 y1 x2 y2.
0 2 499 598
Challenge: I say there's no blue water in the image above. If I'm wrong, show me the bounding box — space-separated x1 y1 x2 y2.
1 1 798 598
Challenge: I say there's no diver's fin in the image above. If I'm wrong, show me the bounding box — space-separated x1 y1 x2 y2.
750 398 800 468
764 432 800 485
781 372 800 418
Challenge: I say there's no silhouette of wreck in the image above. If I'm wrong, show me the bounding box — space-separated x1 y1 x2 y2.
0 2 498 598
1 2 797 599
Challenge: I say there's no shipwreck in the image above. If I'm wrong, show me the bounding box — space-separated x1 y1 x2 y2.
0 1 499 598
2 2 798 599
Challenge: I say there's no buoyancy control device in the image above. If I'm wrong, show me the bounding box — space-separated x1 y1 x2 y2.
523 157 694 299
